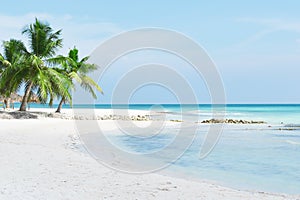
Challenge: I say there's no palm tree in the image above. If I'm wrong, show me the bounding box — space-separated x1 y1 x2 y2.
0 39 27 109
20 18 66 111
0 18 72 111
51 47 103 113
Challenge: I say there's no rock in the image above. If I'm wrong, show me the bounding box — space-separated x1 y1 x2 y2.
170 119 183 122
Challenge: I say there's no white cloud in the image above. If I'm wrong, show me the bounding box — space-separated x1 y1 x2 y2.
237 18 300 32
219 17 300 58
0 13 123 56
236 17 300 43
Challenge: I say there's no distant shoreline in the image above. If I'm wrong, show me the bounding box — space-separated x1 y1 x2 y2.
0 108 266 125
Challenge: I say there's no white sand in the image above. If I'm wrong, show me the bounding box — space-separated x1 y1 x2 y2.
0 109 299 200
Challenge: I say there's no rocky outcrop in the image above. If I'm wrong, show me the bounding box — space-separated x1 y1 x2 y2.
201 118 266 124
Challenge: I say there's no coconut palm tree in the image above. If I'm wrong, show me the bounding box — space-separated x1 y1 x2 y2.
0 39 27 109
50 47 103 113
0 18 72 111
20 18 66 111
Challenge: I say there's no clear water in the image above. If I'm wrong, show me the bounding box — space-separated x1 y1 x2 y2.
176 129 300 194
18 103 300 194
107 104 300 194
113 127 300 194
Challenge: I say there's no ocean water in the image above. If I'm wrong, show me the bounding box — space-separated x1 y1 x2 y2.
20 103 300 124
17 103 300 194
104 104 300 194
113 128 300 194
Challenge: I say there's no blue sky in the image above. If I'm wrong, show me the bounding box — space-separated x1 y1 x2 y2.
1 1 300 104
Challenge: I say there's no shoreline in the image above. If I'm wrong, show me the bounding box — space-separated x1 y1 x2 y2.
0 108 271 123
0 109 299 199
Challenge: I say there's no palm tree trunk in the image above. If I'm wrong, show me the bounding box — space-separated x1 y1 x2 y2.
4 98 11 109
55 97 65 113
6 98 11 109
19 81 33 111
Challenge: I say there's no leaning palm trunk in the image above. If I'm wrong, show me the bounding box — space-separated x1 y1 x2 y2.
56 97 65 113
4 98 11 109
19 81 33 111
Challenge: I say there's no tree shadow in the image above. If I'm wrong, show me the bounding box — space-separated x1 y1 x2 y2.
0 111 39 119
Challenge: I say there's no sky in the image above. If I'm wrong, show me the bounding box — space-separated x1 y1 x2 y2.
0 0 300 104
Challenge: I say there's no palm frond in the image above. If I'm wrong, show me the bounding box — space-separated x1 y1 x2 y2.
80 81 97 99
22 18 62 59
69 71 82 84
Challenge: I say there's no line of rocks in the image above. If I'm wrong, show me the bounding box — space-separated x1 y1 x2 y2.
0 112 267 124
201 118 266 124
0 111 153 121
48 113 152 121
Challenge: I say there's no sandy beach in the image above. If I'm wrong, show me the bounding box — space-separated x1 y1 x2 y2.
0 109 299 200
1 0 300 198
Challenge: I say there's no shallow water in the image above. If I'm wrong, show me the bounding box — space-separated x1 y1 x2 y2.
111 126 300 194
106 104 300 194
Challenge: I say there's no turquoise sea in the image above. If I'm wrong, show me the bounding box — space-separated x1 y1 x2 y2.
19 103 299 119
26 103 300 124
19 103 300 194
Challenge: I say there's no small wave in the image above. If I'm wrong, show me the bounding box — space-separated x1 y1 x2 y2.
285 140 300 145
189 111 245 116
284 124 300 128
